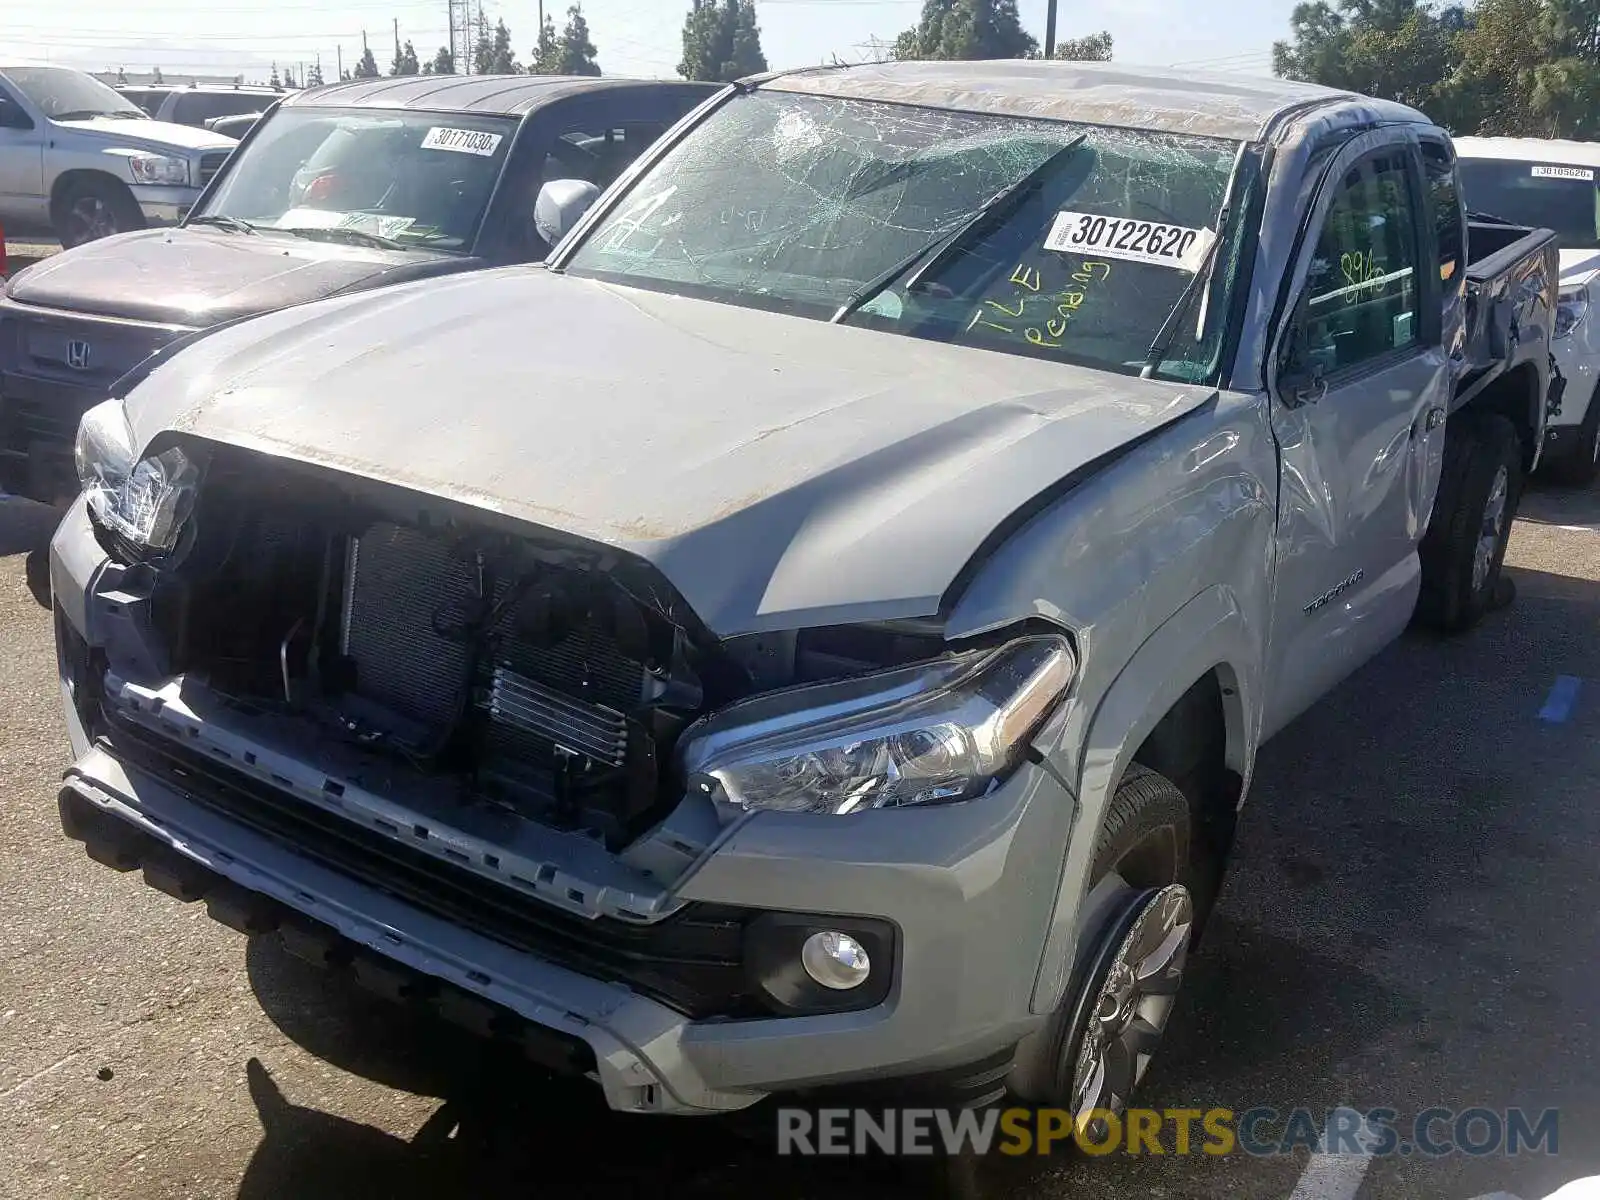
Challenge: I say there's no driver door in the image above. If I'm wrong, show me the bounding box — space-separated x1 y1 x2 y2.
0 81 44 224
1262 131 1451 738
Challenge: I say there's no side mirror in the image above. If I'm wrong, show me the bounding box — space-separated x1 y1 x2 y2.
1278 322 1328 406
534 178 600 249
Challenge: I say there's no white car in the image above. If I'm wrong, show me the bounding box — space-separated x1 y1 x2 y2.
1456 137 1600 483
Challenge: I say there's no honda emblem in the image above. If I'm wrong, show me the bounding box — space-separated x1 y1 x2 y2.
65 340 92 371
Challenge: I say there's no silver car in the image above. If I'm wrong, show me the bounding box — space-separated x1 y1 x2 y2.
0 63 236 245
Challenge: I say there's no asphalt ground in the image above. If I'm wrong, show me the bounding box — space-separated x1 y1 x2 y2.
1 480 1599 1200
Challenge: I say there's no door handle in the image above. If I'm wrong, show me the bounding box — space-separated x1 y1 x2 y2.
1422 405 1446 434
1291 367 1328 407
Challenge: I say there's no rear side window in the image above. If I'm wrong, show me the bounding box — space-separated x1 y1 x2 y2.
1297 150 1422 375
173 92 269 126
544 124 667 191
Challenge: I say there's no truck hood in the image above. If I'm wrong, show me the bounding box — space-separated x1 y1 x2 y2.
52 115 236 153
5 227 451 325
123 267 1217 636
1559 248 1600 287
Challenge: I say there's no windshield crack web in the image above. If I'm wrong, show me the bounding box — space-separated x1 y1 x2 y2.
584 93 1234 378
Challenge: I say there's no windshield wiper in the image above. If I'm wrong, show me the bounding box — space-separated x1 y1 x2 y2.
186 214 257 234
1139 226 1224 380
831 133 1088 325
278 226 408 250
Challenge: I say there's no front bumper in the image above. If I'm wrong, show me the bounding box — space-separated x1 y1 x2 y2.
129 184 206 226
48 500 1076 1114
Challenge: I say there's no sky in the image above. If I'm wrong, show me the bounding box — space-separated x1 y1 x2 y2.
13 0 1294 83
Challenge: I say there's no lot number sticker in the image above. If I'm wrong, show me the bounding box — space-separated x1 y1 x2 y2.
1531 164 1595 181
1044 210 1216 271
421 126 504 156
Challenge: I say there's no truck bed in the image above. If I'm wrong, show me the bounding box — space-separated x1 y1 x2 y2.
1455 216 1561 417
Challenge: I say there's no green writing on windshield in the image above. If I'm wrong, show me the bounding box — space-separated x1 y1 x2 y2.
967 259 1113 349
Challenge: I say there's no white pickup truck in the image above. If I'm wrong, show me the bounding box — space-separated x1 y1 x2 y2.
0 62 236 246
1456 137 1600 481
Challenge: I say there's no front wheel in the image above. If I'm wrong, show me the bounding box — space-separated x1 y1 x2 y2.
1416 413 1522 633
1543 384 1600 487
1047 766 1195 1142
54 176 145 247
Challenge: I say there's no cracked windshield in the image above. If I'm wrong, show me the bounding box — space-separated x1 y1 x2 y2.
193 108 515 249
566 91 1242 381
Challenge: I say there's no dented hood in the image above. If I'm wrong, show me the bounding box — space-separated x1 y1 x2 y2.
122 266 1215 636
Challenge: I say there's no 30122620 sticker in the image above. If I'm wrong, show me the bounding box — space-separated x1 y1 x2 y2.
1043 210 1216 271
421 126 504 156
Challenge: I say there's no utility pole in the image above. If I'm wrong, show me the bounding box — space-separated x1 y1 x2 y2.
337 44 343 78
394 18 400 68
1044 0 1058 59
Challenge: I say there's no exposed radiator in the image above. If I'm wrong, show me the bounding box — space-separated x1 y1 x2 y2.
337 522 647 777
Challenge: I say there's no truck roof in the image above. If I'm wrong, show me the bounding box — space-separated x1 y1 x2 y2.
749 60 1428 143
280 74 716 117
1453 135 1600 166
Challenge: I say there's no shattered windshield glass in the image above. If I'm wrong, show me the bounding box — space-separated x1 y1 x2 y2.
565 91 1244 380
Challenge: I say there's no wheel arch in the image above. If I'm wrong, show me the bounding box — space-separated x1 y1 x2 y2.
1026 584 1261 1018
49 168 136 225
1461 359 1543 472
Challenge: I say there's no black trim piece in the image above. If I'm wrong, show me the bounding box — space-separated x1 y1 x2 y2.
99 711 761 1019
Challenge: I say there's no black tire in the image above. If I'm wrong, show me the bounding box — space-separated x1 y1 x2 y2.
54 176 145 248
1544 385 1600 487
1041 766 1193 1137
1416 412 1522 633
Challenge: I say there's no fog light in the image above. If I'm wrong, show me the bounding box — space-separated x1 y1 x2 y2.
800 931 871 990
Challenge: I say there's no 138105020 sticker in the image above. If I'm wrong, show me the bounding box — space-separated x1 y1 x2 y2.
421 126 504 156
1043 211 1216 271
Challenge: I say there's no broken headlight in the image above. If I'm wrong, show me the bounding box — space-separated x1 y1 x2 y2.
75 398 200 553
679 634 1074 819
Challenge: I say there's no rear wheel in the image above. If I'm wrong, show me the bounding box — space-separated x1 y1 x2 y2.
1046 766 1194 1144
1416 413 1522 632
54 176 144 247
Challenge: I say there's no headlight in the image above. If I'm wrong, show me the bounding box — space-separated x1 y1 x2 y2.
1556 285 1589 339
127 153 190 187
679 634 1074 819
75 399 200 553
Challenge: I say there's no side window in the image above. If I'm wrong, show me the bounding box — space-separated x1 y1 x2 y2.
1297 150 1422 376
1422 141 1465 296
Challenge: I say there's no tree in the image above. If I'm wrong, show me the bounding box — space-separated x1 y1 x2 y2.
307 61 324 87
151 65 164 84
892 0 1037 60
1053 30 1113 60
283 67 298 88
557 5 602 75
678 0 768 82
354 38 380 78
392 38 420 75
269 63 281 88
116 67 128 85
529 14 563 74
474 17 519 73
428 46 455 75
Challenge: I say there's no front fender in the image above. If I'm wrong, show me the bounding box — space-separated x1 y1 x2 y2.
1027 584 1262 1016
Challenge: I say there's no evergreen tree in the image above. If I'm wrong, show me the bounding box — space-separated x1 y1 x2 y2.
354 38 380 78
392 38 420 75
428 46 455 75
557 4 602 75
529 14 562 73
678 0 768 82
892 0 1037 60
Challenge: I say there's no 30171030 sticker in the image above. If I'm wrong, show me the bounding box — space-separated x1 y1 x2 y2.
420 126 505 156
1043 211 1216 272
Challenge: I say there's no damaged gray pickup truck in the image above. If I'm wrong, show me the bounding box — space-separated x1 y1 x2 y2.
49 61 1558 1130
